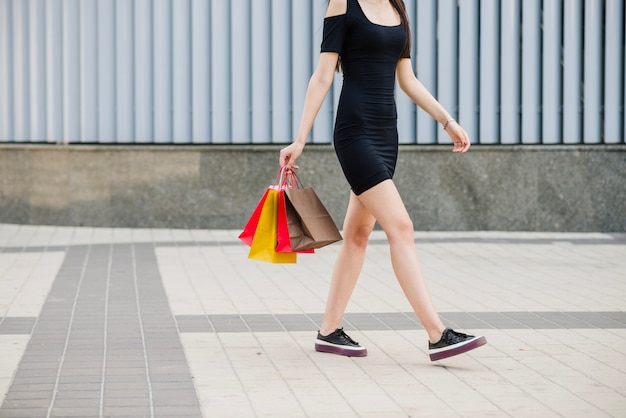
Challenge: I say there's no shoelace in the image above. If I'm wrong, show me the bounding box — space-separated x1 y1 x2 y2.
445 329 470 344
336 328 359 345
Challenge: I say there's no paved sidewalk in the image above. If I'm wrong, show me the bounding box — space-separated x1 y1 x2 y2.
0 224 625 417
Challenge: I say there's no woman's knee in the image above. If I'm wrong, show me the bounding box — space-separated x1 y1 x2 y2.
384 217 415 244
344 224 373 248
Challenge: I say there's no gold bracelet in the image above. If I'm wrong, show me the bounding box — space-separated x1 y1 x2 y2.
442 119 455 130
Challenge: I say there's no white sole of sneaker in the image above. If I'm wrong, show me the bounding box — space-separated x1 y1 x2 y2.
315 339 368 357
429 336 487 361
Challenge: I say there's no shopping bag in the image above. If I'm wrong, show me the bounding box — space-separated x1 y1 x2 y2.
276 189 314 254
238 188 271 247
248 188 297 263
284 186 343 251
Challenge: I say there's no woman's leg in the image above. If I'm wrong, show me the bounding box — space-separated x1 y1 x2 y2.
319 191 376 336
356 179 446 343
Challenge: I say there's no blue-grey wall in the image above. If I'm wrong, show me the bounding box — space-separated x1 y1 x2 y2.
0 0 624 145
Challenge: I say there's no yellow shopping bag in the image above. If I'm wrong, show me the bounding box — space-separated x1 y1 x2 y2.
248 188 297 264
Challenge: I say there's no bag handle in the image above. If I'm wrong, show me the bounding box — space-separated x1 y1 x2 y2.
274 167 303 190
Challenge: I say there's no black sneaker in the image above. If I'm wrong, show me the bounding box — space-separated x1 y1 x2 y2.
428 328 487 361
315 328 367 357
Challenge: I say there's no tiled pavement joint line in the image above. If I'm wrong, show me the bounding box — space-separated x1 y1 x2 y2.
1 233 625 253
98 244 111 418
175 311 626 333
0 243 203 418
131 244 154 418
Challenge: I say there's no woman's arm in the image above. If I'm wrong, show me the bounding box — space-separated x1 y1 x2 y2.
279 52 339 168
396 58 470 153
280 0 346 168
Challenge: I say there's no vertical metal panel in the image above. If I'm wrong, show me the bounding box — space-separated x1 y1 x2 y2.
134 0 153 143
153 0 171 143
211 0 230 143
604 0 624 143
250 0 271 143
291 1 312 143
311 0 333 144
397 0 415 144
46 0 64 142
500 0 521 144
97 0 115 142
563 0 583 144
542 0 563 144
0 1 13 141
172 0 191 143
80 0 98 143
63 0 80 143
13 0 30 141
415 0 437 144
521 0 541 144
231 0 251 143
271 0 292 143
115 0 134 142
436 0 458 144
29 0 47 142
191 0 211 143
458 0 479 143
480 0 500 143
583 0 602 143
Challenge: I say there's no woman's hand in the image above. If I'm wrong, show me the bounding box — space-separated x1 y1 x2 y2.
445 121 471 153
279 141 305 169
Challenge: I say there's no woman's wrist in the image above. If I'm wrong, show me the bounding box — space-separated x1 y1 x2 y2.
442 118 456 131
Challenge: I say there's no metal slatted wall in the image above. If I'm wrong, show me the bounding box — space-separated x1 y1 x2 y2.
0 0 624 144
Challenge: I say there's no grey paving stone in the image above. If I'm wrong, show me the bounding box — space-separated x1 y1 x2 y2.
0 317 37 334
102 397 151 407
440 312 495 329
48 407 100 417
151 390 200 406
51 398 100 408
56 383 102 392
53 390 101 400
241 314 285 332
0 399 50 408
373 312 422 329
0 408 50 417
472 312 530 329
275 314 320 331
502 312 565 329
103 389 150 399
101 406 152 416
6 383 55 393
154 406 206 416
344 312 390 330
566 311 626 328
175 316 214 332
208 314 249 332
150 381 196 391
598 311 626 325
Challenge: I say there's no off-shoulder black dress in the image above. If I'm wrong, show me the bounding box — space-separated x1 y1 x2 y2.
321 0 408 195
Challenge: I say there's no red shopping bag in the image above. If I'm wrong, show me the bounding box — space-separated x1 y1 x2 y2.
238 188 270 247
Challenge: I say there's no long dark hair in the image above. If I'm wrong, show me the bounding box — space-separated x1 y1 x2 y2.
390 0 412 57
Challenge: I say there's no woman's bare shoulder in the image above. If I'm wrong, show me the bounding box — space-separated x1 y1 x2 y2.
326 0 347 17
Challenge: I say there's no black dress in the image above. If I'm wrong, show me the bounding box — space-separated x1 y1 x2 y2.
321 0 409 195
